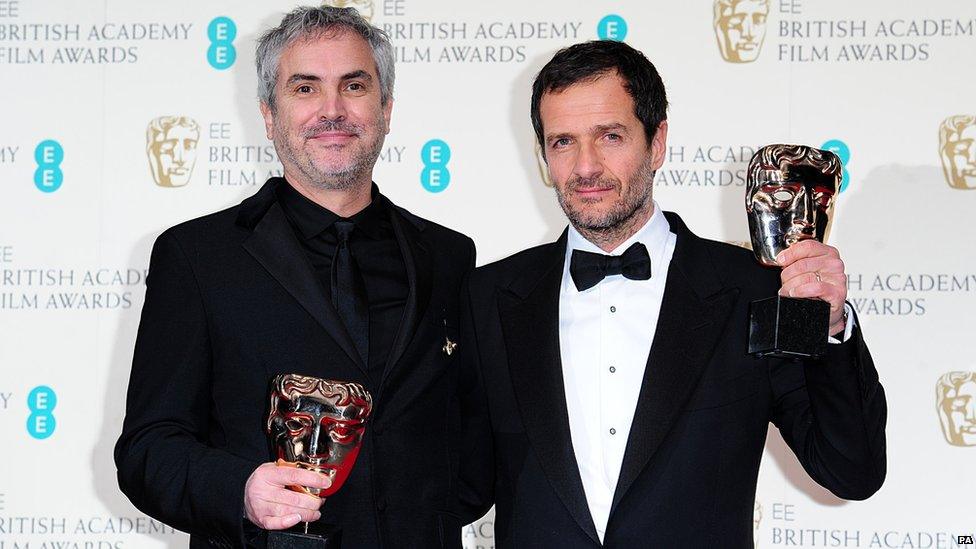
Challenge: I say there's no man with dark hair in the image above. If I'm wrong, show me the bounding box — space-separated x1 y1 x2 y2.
116 6 483 548
461 40 886 547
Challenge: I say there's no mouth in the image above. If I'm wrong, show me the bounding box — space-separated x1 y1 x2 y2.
572 185 616 199
784 230 815 247
296 460 337 477
308 131 357 145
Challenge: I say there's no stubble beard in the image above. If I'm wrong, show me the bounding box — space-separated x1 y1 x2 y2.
555 154 657 250
274 112 386 191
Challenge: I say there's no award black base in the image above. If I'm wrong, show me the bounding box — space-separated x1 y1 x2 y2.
748 295 829 359
267 523 342 549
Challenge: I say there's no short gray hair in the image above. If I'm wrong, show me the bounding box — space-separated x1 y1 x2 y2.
255 6 395 111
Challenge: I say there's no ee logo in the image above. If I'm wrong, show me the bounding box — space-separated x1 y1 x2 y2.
421 139 451 193
34 140 63 193
821 139 851 193
598 14 628 41
26 385 57 440
207 17 237 70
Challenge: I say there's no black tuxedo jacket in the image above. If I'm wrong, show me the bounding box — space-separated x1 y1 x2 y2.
115 178 476 549
460 212 887 548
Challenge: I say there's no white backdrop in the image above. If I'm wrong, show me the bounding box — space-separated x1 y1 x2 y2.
1 0 974 547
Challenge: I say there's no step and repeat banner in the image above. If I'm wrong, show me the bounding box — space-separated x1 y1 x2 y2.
1 0 974 547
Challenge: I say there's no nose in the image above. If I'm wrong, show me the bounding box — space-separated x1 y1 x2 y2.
741 16 755 39
573 141 604 182
173 143 185 164
306 423 329 458
316 90 347 122
791 189 816 230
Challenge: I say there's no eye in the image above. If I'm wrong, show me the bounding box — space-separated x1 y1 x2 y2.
296 85 313 94
950 396 971 410
550 137 571 149
754 14 767 24
771 189 793 202
329 424 359 443
284 414 313 434
604 133 622 143
814 191 833 208
728 15 745 28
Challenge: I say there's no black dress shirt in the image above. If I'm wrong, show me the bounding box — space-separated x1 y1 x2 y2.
276 181 408 382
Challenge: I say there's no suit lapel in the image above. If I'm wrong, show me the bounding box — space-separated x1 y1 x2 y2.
382 202 433 386
610 212 738 512
498 232 601 545
239 181 367 374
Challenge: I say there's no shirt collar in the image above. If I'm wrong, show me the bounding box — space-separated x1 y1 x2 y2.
563 200 672 290
276 181 390 240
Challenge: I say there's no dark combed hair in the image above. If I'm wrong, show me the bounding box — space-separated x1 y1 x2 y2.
530 40 668 155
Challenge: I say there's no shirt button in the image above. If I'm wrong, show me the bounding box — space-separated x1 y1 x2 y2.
609 428 617 435
610 306 616 313
609 366 616 373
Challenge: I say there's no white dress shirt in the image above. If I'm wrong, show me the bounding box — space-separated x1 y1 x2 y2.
559 201 676 542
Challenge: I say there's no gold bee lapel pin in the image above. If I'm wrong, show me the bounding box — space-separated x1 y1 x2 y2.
442 337 458 356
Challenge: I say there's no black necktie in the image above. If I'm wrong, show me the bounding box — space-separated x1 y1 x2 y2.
569 242 652 292
331 221 369 365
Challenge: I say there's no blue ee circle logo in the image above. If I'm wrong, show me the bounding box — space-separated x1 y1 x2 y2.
26 385 57 440
420 139 451 193
821 139 851 193
207 16 237 70
598 14 628 41
34 139 64 193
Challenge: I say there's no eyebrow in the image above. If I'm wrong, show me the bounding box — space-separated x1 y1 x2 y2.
341 69 372 82
285 73 320 86
593 123 627 134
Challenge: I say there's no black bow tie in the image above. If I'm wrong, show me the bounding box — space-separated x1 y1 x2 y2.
569 242 652 292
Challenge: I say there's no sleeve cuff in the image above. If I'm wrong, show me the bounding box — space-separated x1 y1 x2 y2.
827 302 856 344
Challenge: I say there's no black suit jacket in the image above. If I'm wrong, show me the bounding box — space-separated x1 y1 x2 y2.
115 178 477 549
460 212 886 548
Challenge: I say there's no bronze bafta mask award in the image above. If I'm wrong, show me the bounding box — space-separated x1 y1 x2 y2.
265 374 373 549
745 144 841 359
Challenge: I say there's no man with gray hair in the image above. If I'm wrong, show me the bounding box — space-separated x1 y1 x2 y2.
116 6 487 548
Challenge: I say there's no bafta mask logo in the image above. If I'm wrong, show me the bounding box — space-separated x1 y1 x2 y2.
267 374 373 496
745 144 841 266
322 0 374 22
146 116 200 188
713 0 770 63
936 371 976 447
938 115 976 190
